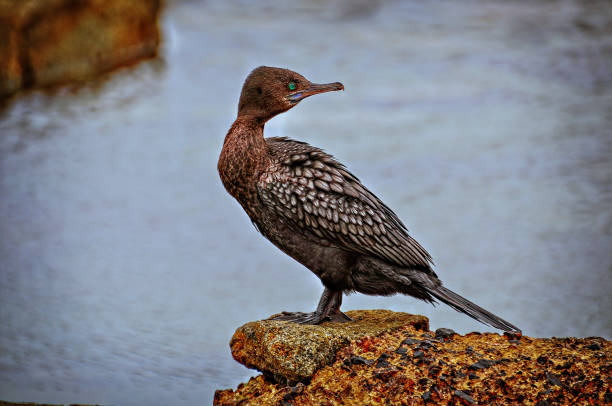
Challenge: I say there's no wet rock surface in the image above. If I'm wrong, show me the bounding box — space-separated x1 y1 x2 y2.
229 310 429 384
0 0 160 97
216 311 610 405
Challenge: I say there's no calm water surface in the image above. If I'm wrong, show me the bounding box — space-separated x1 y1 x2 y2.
1 1 611 404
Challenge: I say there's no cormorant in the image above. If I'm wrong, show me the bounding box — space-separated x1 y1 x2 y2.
217 66 520 333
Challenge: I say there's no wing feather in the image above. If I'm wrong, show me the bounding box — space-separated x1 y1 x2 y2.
259 137 433 269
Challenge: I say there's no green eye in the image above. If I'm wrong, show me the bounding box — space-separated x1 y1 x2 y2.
288 82 296 91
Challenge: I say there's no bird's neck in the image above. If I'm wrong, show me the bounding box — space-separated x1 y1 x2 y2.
218 115 270 204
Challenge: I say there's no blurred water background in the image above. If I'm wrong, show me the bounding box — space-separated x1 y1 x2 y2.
1 0 611 404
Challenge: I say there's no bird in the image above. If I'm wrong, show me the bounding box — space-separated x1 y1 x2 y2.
217 66 521 333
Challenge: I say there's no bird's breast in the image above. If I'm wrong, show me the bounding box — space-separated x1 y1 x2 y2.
217 121 269 205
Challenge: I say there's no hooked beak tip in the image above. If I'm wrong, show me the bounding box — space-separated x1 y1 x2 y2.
285 81 344 103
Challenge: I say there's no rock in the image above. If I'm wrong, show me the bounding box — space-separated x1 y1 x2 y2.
435 327 457 340
454 389 476 404
400 337 420 345
0 0 160 98
468 358 497 370
413 349 425 359
229 310 428 384
419 340 437 350
394 347 408 355
545 371 563 387
586 341 602 350
347 355 371 365
375 353 391 368
216 311 612 405
0 13 22 96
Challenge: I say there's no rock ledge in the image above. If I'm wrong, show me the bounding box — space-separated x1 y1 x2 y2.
230 310 428 384
216 310 611 405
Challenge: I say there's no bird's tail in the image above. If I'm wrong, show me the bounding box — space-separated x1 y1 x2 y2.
424 285 521 334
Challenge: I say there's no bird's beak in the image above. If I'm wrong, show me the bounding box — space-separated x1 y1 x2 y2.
285 81 344 104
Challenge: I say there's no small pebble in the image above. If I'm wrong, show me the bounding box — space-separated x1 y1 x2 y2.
420 340 437 350
376 353 390 368
545 372 562 387
469 359 497 370
435 327 457 340
349 355 370 365
454 389 476 404
586 342 601 351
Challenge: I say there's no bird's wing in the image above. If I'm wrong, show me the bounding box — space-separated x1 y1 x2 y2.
258 137 433 268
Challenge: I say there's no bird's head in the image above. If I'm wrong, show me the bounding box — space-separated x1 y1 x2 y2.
237 66 344 121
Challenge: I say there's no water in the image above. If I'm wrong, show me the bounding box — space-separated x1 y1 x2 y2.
1 0 611 404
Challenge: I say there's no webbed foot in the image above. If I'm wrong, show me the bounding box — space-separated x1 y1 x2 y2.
270 311 326 324
270 309 353 324
268 288 352 325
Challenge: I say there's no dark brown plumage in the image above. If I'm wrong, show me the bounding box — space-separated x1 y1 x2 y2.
218 66 520 333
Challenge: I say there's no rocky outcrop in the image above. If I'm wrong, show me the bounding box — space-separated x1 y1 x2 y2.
230 310 429 384
0 0 160 97
215 310 611 405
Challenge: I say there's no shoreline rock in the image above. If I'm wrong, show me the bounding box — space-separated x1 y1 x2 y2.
0 0 160 98
215 310 611 405
231 310 428 384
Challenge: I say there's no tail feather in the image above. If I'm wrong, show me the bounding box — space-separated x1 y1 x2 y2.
425 285 521 333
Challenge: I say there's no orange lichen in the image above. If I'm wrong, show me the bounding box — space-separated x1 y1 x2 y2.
229 310 429 384
216 317 610 405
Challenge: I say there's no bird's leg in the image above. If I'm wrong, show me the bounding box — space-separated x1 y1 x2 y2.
327 290 353 323
270 287 353 324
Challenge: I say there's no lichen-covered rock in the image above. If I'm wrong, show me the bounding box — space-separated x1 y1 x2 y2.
216 312 611 405
230 310 429 384
0 0 160 97
0 12 22 96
